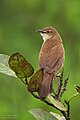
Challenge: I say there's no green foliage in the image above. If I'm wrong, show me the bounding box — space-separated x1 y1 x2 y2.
50 112 66 120
28 68 43 92
67 85 80 102
48 95 67 112
9 52 34 79
29 109 58 120
0 54 16 77
0 53 69 120
0 0 80 119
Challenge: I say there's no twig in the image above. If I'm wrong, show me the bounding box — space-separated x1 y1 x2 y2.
31 92 60 111
21 78 28 85
30 92 67 119
60 76 69 98
65 100 70 120
24 69 70 119
54 69 64 100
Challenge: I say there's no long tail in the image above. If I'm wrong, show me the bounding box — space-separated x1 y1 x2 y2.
39 71 54 100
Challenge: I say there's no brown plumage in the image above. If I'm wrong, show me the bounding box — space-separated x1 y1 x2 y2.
37 26 65 100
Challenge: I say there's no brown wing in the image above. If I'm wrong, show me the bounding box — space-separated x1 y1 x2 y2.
46 44 64 73
39 43 64 73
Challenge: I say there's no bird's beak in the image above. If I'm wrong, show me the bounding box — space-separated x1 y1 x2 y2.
36 29 42 33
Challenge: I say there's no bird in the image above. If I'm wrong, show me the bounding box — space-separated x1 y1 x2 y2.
36 26 65 100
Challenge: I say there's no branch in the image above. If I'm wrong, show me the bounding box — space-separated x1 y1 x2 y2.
54 73 69 102
60 76 69 98
55 76 63 99
30 92 68 119
22 70 70 119
31 92 60 111
65 100 70 120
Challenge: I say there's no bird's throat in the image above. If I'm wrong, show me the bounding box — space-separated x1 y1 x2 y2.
40 33 51 42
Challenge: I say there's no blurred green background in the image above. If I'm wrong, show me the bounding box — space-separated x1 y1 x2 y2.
0 0 80 120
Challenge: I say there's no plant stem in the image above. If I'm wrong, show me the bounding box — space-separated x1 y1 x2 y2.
30 92 69 119
60 77 69 98
65 100 70 120
68 92 79 102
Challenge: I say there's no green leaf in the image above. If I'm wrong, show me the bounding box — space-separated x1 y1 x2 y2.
29 108 58 120
8 52 34 79
28 69 43 92
50 112 66 120
48 95 67 112
68 93 79 102
67 85 80 102
0 54 16 77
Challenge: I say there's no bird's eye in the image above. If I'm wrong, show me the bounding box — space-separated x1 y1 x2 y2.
47 31 50 33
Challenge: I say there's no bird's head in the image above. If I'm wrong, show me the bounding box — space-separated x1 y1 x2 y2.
36 26 57 41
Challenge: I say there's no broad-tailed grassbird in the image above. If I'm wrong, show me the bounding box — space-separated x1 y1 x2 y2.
37 26 65 100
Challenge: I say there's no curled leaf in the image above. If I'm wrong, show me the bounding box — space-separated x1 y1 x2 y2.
0 54 16 77
48 95 67 112
8 52 34 79
28 69 43 92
